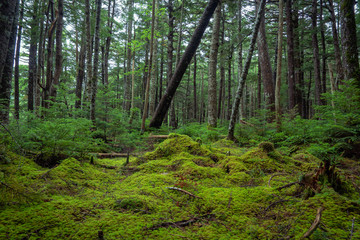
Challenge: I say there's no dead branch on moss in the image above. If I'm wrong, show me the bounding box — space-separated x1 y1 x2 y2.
301 207 324 239
277 182 299 191
148 134 169 140
146 214 215 230
263 199 292 213
268 173 288 187
166 187 202 199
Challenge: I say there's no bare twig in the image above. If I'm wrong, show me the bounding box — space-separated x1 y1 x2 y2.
301 207 324 239
166 187 202 199
350 217 355 240
268 173 287 187
277 182 299 191
146 214 215 230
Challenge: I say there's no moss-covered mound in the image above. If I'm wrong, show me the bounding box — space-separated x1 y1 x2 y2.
1 136 359 239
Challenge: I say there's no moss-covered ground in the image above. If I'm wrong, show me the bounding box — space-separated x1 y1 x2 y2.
1 134 359 239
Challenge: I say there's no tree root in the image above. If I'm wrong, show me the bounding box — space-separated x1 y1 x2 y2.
268 173 288 187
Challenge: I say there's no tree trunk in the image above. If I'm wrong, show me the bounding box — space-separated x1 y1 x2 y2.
286 0 296 110
75 31 86 109
85 0 92 102
51 0 63 100
218 10 225 120
320 0 327 95
167 0 174 127
208 3 221 128
14 0 24 120
193 54 197 120
256 0 275 117
124 0 134 112
44 1 55 109
275 0 284 130
104 0 115 86
227 0 266 140
312 0 323 106
90 0 102 122
149 0 220 128
141 0 156 132
28 0 39 112
0 0 19 123
340 0 360 85
149 0 159 116
327 0 344 84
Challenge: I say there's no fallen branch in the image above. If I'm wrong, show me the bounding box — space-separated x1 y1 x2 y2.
166 187 202 199
350 217 355 240
146 214 215 230
277 182 299 191
148 135 168 140
268 173 287 187
94 153 135 159
227 191 233 209
301 207 324 239
263 199 292 213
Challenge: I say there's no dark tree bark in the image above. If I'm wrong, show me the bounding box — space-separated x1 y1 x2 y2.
227 0 266 140
167 0 174 126
256 0 275 116
44 1 55 109
275 0 284 130
312 0 323 106
90 0 102 122
85 0 92 101
208 3 221 128
327 0 344 84
218 10 225 120
14 0 24 120
286 0 296 110
0 0 19 123
320 0 327 95
340 0 360 85
75 32 86 109
0 0 17 79
227 47 233 120
28 0 39 111
51 0 64 100
149 0 220 128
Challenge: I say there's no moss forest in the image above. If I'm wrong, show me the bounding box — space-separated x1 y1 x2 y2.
1 0 360 239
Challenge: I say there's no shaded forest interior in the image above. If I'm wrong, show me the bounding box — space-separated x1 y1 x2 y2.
1 0 360 239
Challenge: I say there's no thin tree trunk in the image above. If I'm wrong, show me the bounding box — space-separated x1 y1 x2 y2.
193 53 197 120
75 31 86 109
124 0 134 112
90 0 102 122
149 0 220 128
275 0 284 131
85 0 92 102
312 0 323 106
28 0 39 112
227 0 266 140
227 48 233 120
149 0 159 116
320 0 327 95
327 0 344 85
44 1 55 109
14 0 24 120
286 0 296 110
104 0 115 86
141 0 156 132
208 3 221 128
51 0 63 100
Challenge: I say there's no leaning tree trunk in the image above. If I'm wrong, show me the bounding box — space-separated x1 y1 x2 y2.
90 0 102 122
0 0 19 124
340 0 360 85
149 0 220 128
227 0 266 141
208 3 221 128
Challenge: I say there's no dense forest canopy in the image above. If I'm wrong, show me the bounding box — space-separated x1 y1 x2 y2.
1 0 360 238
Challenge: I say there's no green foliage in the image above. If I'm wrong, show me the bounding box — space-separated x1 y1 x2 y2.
175 123 227 144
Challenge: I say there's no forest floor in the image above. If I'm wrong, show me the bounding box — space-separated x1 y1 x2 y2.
1 134 360 239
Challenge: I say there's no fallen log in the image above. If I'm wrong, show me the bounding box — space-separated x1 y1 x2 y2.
93 153 135 159
147 135 169 140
